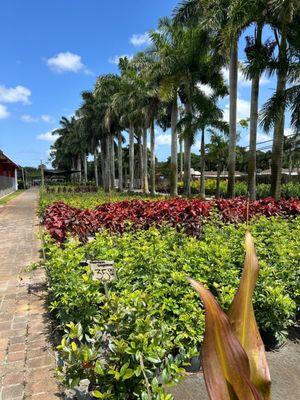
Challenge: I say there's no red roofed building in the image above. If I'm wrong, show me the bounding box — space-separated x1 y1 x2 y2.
0 150 18 198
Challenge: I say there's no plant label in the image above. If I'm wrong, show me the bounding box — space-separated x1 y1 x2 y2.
89 260 116 282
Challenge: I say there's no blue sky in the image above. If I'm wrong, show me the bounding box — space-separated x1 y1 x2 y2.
0 0 291 167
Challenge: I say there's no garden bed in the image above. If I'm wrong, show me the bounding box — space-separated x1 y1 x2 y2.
41 191 300 398
42 196 300 242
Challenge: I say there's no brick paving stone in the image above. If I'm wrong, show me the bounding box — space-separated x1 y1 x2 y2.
0 189 62 399
2 383 25 399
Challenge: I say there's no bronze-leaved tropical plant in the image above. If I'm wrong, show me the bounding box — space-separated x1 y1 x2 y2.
188 231 271 399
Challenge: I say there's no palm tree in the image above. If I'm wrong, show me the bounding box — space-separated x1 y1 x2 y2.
77 91 101 187
206 131 228 198
174 0 237 197
94 74 122 192
151 18 225 196
178 91 228 198
52 116 86 183
150 19 182 196
244 32 276 200
226 0 278 200
120 53 165 194
111 59 147 192
130 53 162 195
51 117 77 174
260 0 300 199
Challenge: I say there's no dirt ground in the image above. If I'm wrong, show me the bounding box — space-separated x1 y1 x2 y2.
169 328 300 400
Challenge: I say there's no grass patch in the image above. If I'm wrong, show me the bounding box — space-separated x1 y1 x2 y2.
0 190 24 206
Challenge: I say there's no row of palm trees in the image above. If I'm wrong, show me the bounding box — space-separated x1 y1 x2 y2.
51 0 300 200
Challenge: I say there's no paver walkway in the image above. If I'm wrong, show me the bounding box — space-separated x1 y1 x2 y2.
0 189 61 399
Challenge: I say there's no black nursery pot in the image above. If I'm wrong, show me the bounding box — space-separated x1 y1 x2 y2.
260 329 281 350
185 353 202 373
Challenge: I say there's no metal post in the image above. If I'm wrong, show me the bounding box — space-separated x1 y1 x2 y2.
22 168 25 189
104 282 109 298
14 168 18 191
40 161 45 187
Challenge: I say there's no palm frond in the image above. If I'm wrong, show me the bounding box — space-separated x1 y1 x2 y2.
260 89 287 132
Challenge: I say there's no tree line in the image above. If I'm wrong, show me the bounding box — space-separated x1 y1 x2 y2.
51 0 300 200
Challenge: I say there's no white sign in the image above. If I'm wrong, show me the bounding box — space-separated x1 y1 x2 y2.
89 260 116 282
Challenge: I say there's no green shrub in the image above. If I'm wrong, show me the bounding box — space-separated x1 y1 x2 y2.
205 179 227 196
39 188 165 216
44 216 299 398
282 182 300 199
178 180 300 199
256 183 270 198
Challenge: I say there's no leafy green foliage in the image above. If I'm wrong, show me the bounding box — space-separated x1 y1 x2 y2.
44 216 299 398
38 188 165 216
178 180 300 198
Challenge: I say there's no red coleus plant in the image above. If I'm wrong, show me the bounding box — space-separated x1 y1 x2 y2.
215 196 300 223
43 197 300 243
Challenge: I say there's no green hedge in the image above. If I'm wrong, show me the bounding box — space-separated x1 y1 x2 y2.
38 189 165 216
44 216 299 399
178 180 300 198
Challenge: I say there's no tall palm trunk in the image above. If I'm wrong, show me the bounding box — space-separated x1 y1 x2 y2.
99 141 105 188
200 128 206 199
94 147 99 188
117 131 123 192
83 152 88 184
248 76 260 200
248 24 262 201
138 133 143 190
143 126 149 194
102 136 111 193
216 165 221 199
183 135 191 196
129 122 134 191
183 101 193 196
179 138 183 181
288 150 292 181
110 135 115 189
71 158 76 183
77 155 82 184
150 118 156 195
227 41 238 198
170 95 178 196
271 28 287 200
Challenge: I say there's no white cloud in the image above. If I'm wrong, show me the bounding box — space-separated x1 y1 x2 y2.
197 83 214 97
21 114 38 122
0 85 31 104
191 140 201 154
130 33 151 47
223 97 251 122
259 75 271 85
46 52 85 73
257 132 271 142
37 131 58 142
21 114 52 123
108 54 133 65
0 104 10 119
41 114 52 122
222 66 270 87
156 134 172 146
284 128 294 137
83 68 94 76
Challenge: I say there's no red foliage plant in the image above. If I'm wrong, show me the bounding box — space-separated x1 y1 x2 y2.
43 197 300 243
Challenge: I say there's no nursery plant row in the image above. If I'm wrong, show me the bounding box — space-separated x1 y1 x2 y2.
43 196 300 242
43 216 300 399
